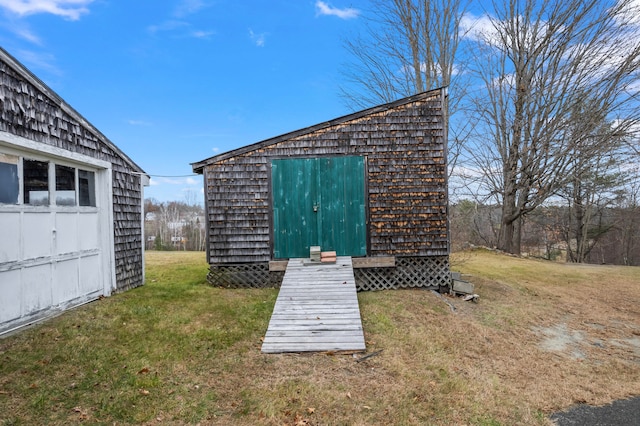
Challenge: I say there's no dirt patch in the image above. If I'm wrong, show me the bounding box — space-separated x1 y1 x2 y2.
534 320 640 364
534 322 640 363
610 337 640 355
535 323 587 359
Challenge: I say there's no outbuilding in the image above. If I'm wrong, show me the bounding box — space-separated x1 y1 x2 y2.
0 48 148 335
192 88 450 291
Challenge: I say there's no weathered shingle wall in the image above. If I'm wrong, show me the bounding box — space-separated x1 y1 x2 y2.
205 161 271 263
0 59 144 292
111 168 144 291
203 90 447 264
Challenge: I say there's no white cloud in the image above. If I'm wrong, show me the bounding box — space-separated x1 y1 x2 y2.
147 20 189 34
459 12 496 42
616 0 640 26
315 1 359 19
211 147 220 153
249 29 267 47
127 119 152 126
147 175 203 203
0 0 94 20
148 19 213 40
151 176 200 186
146 1 214 41
14 26 41 44
0 14 42 43
151 175 202 185
190 29 214 39
16 49 61 74
174 0 207 18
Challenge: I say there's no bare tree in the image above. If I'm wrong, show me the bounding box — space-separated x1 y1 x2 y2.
583 177 640 265
551 104 632 262
144 199 206 251
525 205 567 260
617 178 640 265
342 0 467 104
341 0 471 176
468 0 640 254
563 151 628 262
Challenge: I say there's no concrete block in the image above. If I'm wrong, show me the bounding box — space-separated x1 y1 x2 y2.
452 279 474 295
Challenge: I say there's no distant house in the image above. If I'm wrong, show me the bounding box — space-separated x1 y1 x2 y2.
0 48 149 335
143 205 205 251
192 88 450 291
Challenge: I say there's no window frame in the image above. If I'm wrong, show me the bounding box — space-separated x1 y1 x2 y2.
55 163 77 207
0 145 100 210
0 152 20 204
78 169 97 207
23 158 50 206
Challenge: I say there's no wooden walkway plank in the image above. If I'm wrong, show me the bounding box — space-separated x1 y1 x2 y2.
261 256 366 353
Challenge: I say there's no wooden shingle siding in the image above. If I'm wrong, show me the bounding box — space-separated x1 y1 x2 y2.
204 156 270 264
111 169 143 291
198 90 448 265
0 55 144 292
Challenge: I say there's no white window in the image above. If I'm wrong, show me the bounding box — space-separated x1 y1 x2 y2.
78 169 96 207
23 159 49 205
0 150 97 208
55 164 76 206
0 153 19 204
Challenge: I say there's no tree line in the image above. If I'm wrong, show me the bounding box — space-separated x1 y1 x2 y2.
144 199 206 251
143 191 639 265
450 194 639 265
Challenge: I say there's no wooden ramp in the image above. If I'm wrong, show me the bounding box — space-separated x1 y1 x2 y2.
261 256 366 353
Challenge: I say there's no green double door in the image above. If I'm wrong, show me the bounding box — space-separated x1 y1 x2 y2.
271 156 366 259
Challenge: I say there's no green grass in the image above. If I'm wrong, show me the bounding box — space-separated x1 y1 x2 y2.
1 249 640 425
0 252 277 425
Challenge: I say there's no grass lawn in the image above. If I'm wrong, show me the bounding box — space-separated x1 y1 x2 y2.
1 249 640 425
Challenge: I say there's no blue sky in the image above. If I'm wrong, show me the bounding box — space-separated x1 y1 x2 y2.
0 0 369 203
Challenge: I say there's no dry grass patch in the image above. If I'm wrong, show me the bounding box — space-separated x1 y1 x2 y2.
1 249 639 425
451 250 640 411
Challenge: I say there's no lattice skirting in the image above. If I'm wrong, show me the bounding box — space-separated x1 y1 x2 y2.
207 263 284 288
354 256 450 292
207 256 450 291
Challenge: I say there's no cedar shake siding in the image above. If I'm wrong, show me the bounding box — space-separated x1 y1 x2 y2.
193 88 450 291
